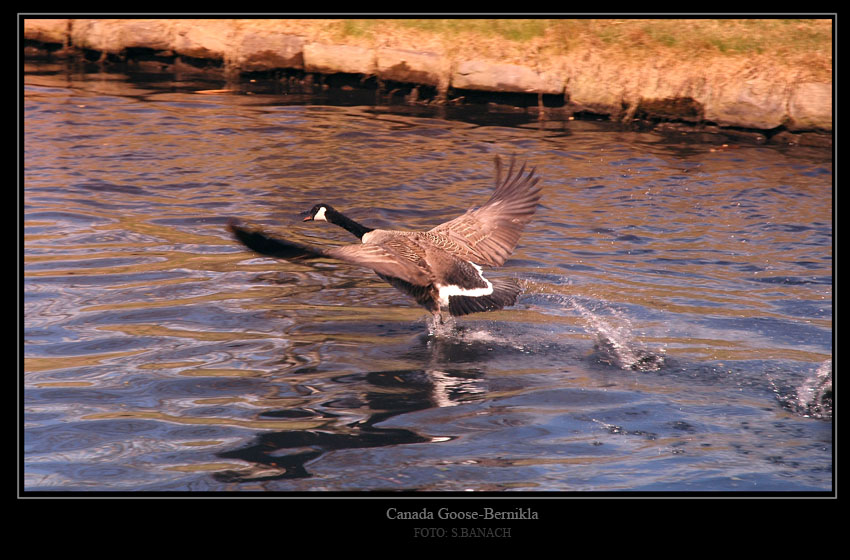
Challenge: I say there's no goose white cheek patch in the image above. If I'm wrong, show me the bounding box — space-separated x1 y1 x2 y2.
313 207 328 221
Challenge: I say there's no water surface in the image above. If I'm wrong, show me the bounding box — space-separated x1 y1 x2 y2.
23 61 832 492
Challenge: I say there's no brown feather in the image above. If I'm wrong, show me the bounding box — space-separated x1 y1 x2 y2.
229 156 541 317
427 156 542 266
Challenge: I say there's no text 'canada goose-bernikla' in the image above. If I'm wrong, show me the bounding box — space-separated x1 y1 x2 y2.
229 156 542 324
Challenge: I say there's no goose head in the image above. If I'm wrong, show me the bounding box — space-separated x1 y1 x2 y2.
301 204 335 222
300 203 374 239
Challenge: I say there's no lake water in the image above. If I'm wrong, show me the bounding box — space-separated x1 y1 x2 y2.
23 59 833 493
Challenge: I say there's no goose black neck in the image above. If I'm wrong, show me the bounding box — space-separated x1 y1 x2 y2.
326 208 374 239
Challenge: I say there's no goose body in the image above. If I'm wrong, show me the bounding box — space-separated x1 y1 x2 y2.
229 156 541 322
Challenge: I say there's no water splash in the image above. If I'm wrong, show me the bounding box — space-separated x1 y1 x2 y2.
426 314 458 338
423 279 667 372
773 359 833 419
522 279 666 372
424 314 518 349
574 301 666 372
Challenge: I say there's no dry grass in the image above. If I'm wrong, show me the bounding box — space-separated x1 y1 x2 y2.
244 18 832 81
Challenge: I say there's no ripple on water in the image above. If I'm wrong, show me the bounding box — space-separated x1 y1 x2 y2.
23 65 832 491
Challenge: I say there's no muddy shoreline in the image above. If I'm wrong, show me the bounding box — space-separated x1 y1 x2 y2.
23 18 832 147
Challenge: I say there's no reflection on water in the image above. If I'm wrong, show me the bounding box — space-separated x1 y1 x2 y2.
23 61 832 492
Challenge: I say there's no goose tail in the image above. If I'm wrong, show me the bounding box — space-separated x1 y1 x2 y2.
228 219 323 261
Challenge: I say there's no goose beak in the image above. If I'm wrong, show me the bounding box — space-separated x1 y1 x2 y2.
300 211 313 221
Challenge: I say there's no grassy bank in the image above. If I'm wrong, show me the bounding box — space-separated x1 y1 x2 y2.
248 18 832 81
24 17 832 131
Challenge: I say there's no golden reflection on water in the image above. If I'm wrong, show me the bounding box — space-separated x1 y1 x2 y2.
25 350 149 374
81 410 332 431
23 66 832 491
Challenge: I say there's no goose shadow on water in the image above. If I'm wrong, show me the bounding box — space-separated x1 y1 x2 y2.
209 277 676 486
211 305 829 486
212 322 541 485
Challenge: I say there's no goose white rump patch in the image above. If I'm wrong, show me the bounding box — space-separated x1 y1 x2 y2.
436 263 494 306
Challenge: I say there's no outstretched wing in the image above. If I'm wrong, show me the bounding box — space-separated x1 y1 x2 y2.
428 155 541 267
228 220 431 286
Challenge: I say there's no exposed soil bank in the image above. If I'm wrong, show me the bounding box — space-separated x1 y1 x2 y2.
24 18 833 140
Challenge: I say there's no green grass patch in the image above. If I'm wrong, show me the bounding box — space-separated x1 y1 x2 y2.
323 18 831 80
336 18 831 57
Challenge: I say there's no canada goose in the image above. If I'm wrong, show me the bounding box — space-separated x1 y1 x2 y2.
229 156 541 323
